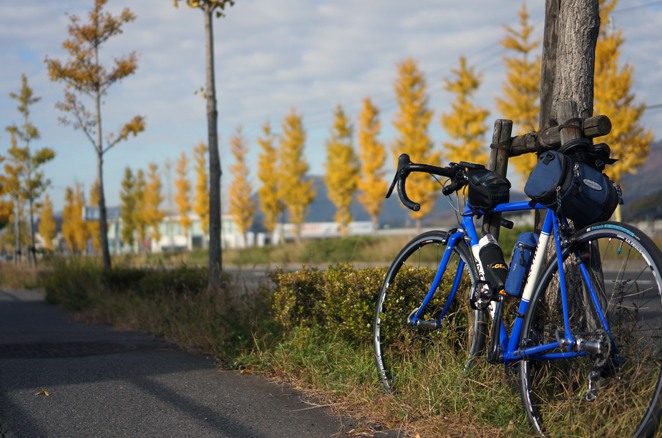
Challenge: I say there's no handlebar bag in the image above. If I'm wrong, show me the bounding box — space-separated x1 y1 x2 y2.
524 150 622 228
466 168 511 214
504 232 539 297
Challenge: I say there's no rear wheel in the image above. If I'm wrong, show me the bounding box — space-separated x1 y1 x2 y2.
519 222 662 437
373 230 487 391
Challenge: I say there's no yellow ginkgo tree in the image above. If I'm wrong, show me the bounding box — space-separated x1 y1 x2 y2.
89 180 101 252
193 143 210 242
392 58 439 232
594 0 653 203
38 194 56 252
61 187 77 255
143 163 165 247
45 0 145 268
279 109 316 243
257 122 284 237
496 3 541 181
175 152 193 238
6 74 56 266
228 126 256 246
324 105 359 237
133 169 148 252
440 56 490 166
357 98 387 234
73 182 90 254
120 168 137 251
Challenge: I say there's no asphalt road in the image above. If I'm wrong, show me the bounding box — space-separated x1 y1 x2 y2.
0 289 399 438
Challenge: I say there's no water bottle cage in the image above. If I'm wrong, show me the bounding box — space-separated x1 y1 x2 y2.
469 280 501 310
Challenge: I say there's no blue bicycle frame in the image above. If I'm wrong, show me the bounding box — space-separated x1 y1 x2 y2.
407 201 613 363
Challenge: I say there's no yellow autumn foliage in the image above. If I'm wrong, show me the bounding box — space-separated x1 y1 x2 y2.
496 3 541 182
38 194 56 251
193 142 210 237
392 58 440 225
228 126 256 243
133 169 148 249
61 185 86 254
175 152 193 237
257 122 284 234
89 180 101 252
594 0 653 185
357 98 387 230
324 105 359 237
143 163 165 243
120 167 137 248
73 183 90 253
440 56 490 166
279 108 316 241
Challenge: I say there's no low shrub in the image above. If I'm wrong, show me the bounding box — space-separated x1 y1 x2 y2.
269 262 473 348
44 257 102 310
43 257 270 361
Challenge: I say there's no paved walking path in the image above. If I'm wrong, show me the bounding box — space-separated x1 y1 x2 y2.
0 289 397 438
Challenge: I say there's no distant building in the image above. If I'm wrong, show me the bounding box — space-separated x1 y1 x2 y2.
272 221 376 244
35 209 379 253
104 212 257 253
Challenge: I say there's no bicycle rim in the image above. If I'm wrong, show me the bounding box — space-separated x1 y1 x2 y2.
519 222 662 437
373 230 486 391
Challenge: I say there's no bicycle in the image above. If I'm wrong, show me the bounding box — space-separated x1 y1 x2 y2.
373 153 662 437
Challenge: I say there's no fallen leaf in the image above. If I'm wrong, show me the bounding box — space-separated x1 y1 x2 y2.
35 388 50 396
240 369 253 374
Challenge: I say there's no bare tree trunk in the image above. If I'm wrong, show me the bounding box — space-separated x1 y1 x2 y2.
550 0 600 119
537 0 601 331
205 6 223 288
535 0 600 233
14 199 20 266
94 43 112 269
28 198 37 267
539 0 561 132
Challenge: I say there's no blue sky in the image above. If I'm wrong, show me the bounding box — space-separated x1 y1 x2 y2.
2 0 661 213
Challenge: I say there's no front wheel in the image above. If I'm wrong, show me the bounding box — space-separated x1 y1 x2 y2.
519 222 662 437
373 230 487 391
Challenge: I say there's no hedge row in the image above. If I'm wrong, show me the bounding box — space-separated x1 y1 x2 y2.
269 262 472 348
44 258 213 310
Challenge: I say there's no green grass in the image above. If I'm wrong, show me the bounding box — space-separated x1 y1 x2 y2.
238 326 529 437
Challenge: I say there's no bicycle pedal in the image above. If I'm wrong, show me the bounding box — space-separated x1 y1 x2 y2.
469 280 492 310
415 320 440 330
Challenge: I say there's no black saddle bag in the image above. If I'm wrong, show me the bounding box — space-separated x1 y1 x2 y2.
524 143 622 228
466 168 511 214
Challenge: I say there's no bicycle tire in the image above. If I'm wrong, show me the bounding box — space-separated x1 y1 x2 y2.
373 230 487 391
518 222 662 437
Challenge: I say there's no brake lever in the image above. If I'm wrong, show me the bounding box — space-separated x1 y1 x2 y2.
386 173 398 199
386 153 412 198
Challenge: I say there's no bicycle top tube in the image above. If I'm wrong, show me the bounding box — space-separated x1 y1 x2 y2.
461 201 548 247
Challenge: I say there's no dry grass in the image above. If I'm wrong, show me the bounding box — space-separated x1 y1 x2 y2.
0 263 46 290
